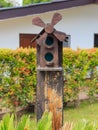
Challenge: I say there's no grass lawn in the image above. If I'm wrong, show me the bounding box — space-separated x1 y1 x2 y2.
64 100 98 123
29 100 98 124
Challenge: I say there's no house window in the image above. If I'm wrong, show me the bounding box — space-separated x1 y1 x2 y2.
19 33 37 48
94 34 98 47
63 35 71 48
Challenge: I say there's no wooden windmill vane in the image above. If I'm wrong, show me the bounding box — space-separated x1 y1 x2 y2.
32 12 66 44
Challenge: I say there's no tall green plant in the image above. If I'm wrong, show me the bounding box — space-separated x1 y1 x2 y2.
36 111 52 130
0 112 52 130
0 113 98 130
0 114 14 130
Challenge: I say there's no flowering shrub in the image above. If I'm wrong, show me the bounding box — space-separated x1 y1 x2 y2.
0 47 98 108
0 48 36 107
63 48 98 104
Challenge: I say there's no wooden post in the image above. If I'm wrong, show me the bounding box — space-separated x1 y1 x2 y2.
36 71 63 130
36 43 63 130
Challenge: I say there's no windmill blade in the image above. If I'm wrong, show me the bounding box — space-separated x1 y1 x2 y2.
31 29 45 43
32 17 45 27
51 13 62 26
37 32 47 45
53 30 66 42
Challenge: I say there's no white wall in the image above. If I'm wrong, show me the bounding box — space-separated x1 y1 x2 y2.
60 4 98 49
0 4 98 49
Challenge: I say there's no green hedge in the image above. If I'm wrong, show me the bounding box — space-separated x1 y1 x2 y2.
0 48 98 108
0 48 36 107
63 48 98 104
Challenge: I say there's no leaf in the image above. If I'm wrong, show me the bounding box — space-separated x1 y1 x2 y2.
0 114 14 130
37 112 52 130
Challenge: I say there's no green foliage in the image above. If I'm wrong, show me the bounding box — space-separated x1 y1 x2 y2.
0 112 98 130
0 48 36 108
16 115 34 130
37 111 52 130
33 0 51 3
0 0 13 8
23 0 32 5
0 112 52 130
0 114 14 130
0 48 98 108
23 0 51 5
0 114 33 130
73 120 98 130
63 48 98 104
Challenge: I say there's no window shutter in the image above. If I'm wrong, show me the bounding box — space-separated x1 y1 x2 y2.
19 33 37 48
94 34 98 47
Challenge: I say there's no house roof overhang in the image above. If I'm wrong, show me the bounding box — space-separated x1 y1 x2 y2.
0 0 97 20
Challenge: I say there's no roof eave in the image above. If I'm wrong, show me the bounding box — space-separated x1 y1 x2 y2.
0 0 96 20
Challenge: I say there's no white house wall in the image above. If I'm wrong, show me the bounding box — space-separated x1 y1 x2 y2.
0 4 98 49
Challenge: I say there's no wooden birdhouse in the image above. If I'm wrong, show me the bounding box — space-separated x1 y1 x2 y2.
32 13 66 69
